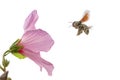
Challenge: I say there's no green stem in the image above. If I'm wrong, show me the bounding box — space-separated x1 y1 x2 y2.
0 50 11 79
0 50 10 72
3 50 11 56
0 65 4 71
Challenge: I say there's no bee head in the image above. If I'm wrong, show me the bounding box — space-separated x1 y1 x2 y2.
72 21 81 29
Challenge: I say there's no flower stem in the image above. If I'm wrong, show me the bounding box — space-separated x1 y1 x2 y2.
0 50 11 79
1 50 10 72
0 65 4 71
3 50 11 57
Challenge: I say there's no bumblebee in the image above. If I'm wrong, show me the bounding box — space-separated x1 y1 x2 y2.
72 10 91 35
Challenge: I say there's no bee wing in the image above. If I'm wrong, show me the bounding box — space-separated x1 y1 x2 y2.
80 10 89 22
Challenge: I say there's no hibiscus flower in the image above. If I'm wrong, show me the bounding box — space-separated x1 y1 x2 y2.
10 10 54 76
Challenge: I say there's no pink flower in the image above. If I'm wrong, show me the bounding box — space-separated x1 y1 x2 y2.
10 10 54 76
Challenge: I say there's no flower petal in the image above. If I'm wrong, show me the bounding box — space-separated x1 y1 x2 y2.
24 10 38 32
19 29 54 52
20 48 54 76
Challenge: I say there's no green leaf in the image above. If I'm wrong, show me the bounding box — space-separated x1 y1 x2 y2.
12 52 26 59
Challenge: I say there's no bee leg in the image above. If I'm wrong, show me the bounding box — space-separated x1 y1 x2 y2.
77 28 83 35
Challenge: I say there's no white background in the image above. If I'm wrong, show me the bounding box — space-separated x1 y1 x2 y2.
0 0 120 80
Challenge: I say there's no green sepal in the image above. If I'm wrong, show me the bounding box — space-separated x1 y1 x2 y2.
2 58 10 68
10 39 20 49
10 39 26 59
12 52 26 59
10 45 23 53
10 39 23 53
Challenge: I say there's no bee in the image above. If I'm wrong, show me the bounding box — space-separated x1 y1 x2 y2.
0 71 8 80
72 10 91 35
